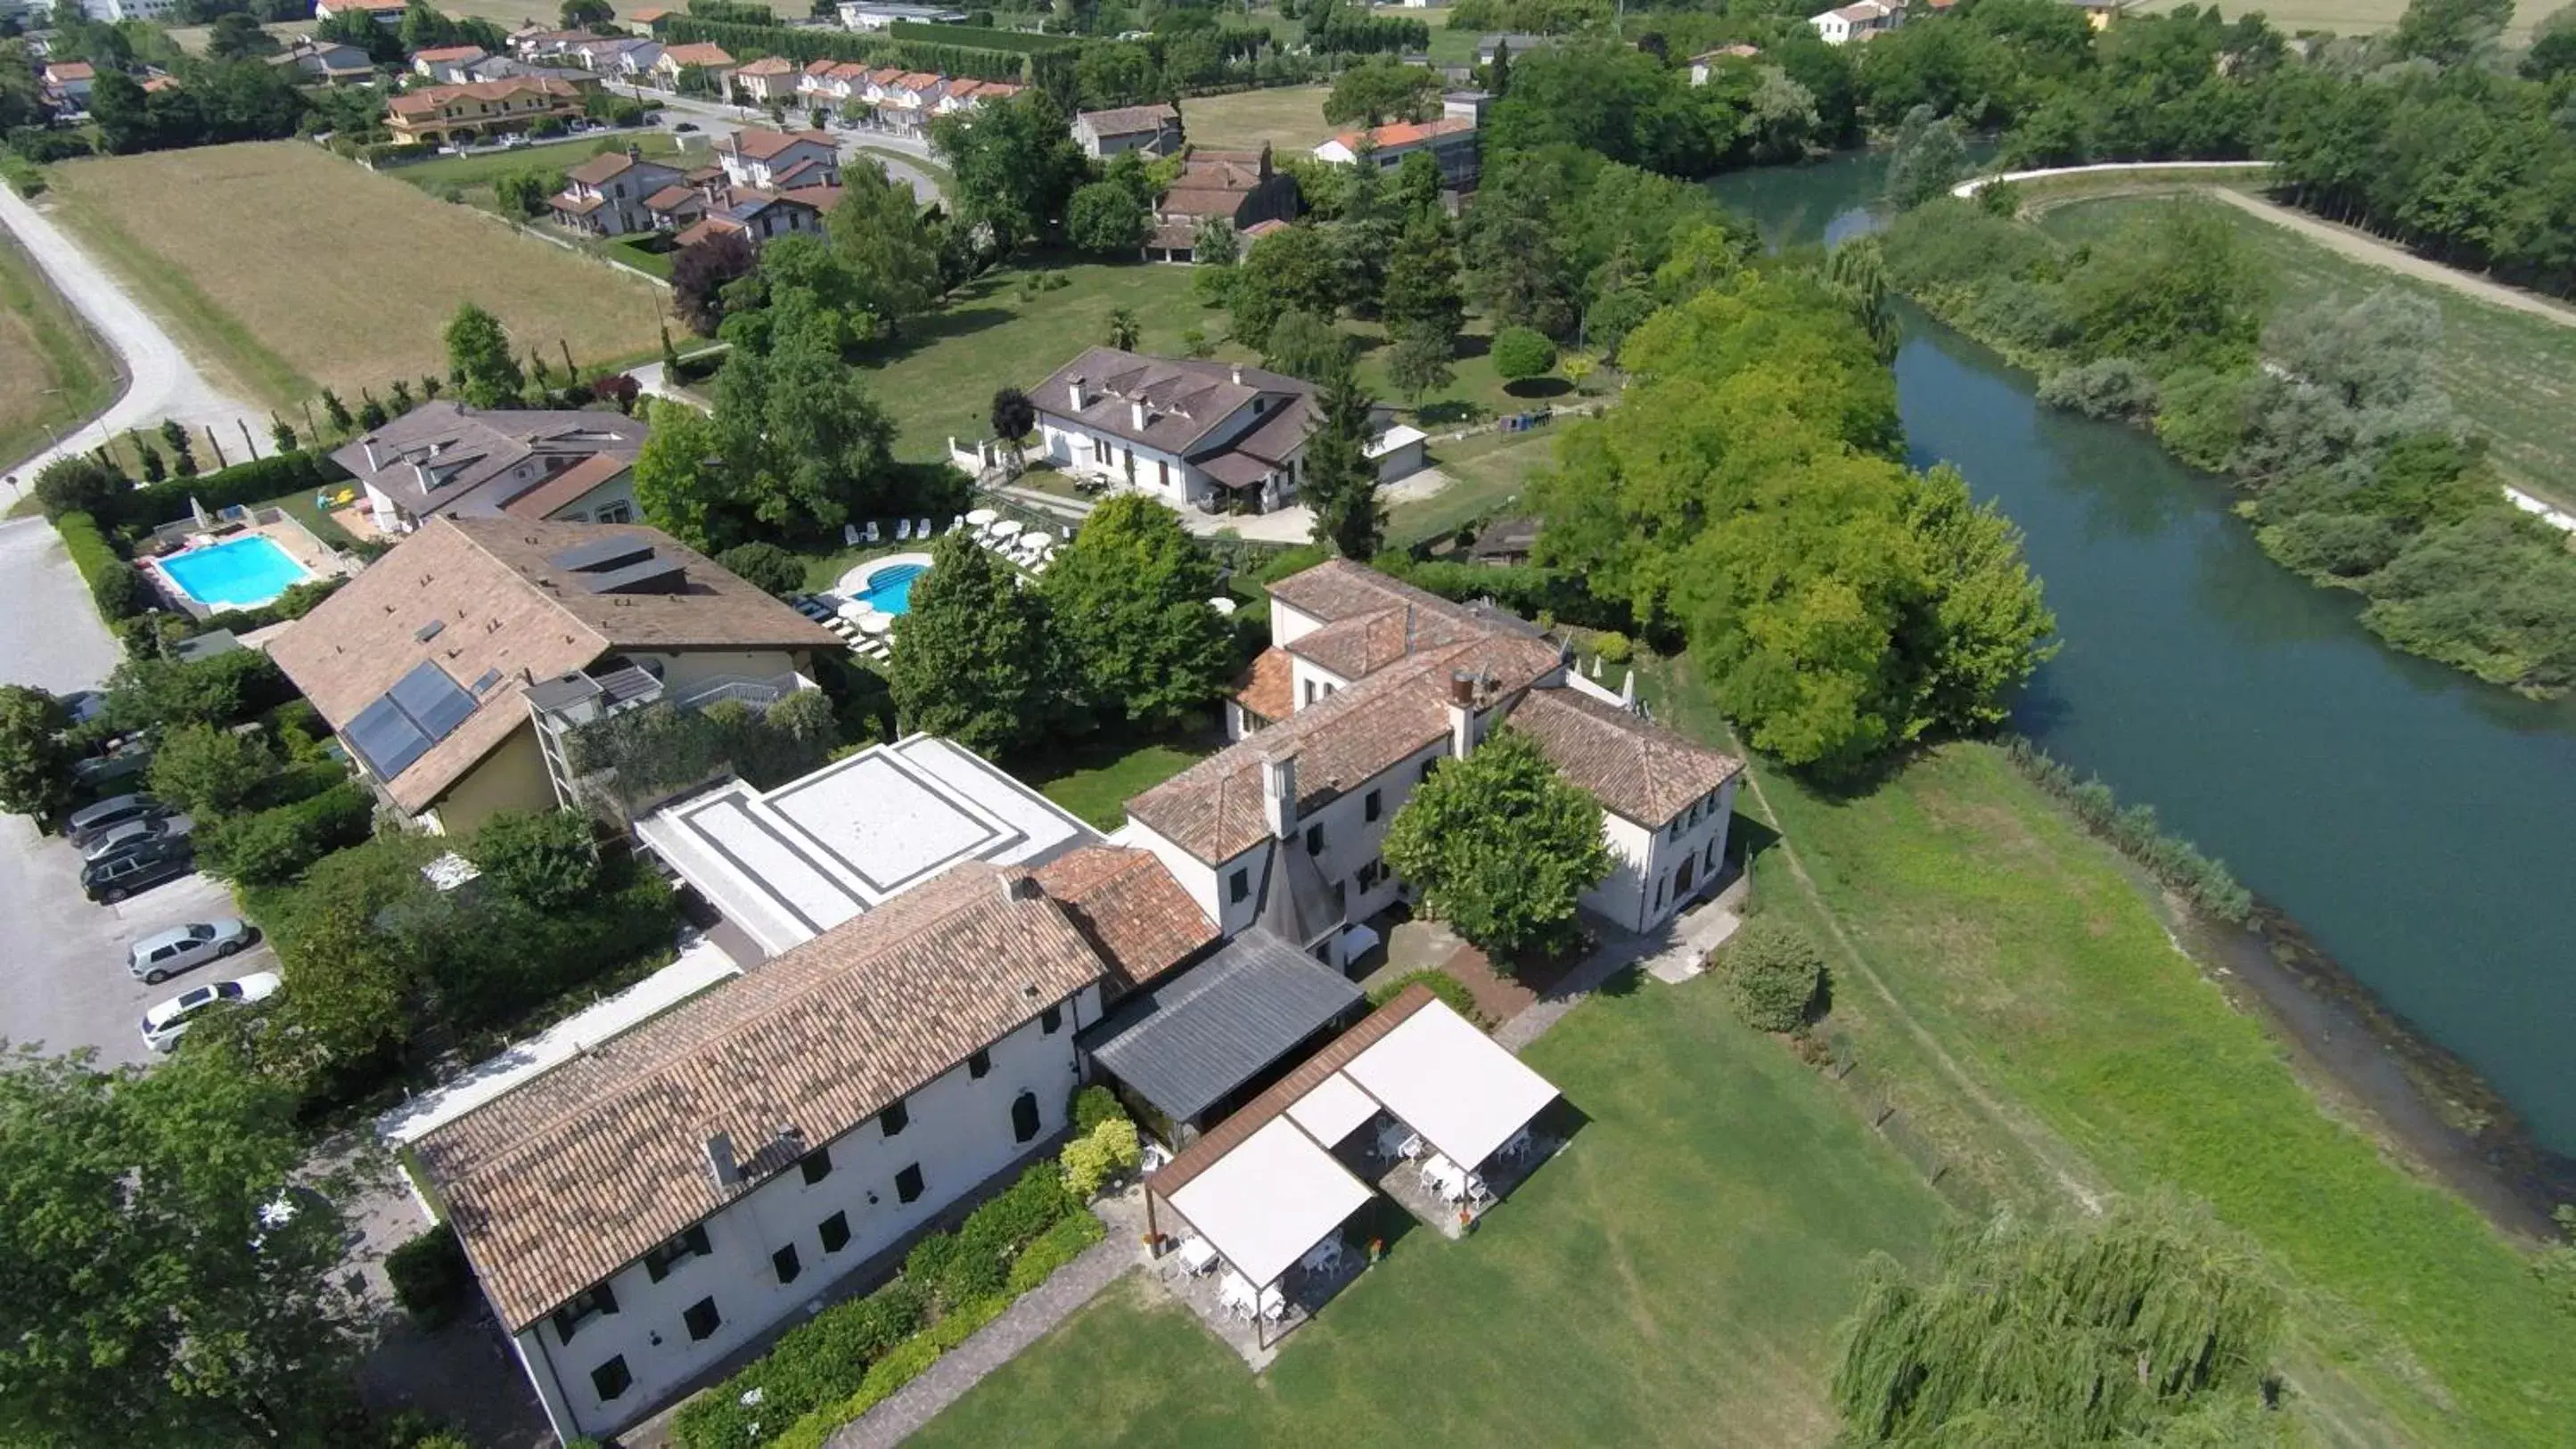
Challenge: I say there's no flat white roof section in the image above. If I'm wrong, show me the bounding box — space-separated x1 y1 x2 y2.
1284 1070 1377 1147
1343 1001 1560 1168
1166 1116 1373 1289
638 734 1097 959
376 937 742 1146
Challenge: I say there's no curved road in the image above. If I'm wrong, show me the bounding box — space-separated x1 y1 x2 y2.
0 182 265 495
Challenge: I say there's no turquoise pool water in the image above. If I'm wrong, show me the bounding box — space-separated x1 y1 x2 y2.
855 562 929 615
161 536 310 609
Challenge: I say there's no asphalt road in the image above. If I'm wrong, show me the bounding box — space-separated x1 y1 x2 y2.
634 88 948 204
0 181 265 498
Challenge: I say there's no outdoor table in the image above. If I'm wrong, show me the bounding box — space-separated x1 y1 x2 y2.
1176 1238 1219 1275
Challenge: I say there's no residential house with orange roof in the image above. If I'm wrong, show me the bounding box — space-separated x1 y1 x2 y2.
550 144 689 237
40 61 94 109
652 41 737 89
714 127 840 190
1145 144 1300 262
729 53 800 103
411 45 491 85
385 76 592 145
1311 112 1481 190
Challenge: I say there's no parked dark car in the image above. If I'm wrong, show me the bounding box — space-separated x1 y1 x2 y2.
82 838 194 904
66 794 170 848
83 814 192 864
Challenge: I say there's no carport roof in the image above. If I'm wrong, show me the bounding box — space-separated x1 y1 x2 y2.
1084 928 1362 1123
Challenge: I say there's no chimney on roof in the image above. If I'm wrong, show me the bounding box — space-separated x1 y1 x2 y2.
1129 398 1146 431
1068 375 1087 412
1230 364 1242 386
1259 749 1298 839
703 1132 742 1191
361 438 380 471
1447 671 1478 761
1003 872 1043 904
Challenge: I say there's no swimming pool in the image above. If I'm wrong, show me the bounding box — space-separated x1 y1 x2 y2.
852 561 931 615
160 536 311 610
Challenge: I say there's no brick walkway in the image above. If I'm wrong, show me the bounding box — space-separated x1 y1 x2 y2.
824 1196 1143 1449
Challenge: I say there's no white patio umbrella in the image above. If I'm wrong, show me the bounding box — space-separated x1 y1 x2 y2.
857 612 893 635
1210 596 1237 616
964 508 999 527
989 519 1024 541
837 599 878 623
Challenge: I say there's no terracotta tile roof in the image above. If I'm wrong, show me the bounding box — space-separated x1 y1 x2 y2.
1078 102 1178 136
735 54 796 75
267 518 835 812
412 45 486 62
415 862 1109 1329
549 190 606 216
1234 647 1293 724
499 453 629 520
659 42 734 67
1034 847 1217 994
643 183 701 212
389 77 581 117
45 62 96 81
1148 984 1436 1199
724 126 828 160
1504 688 1744 828
1030 347 1314 459
1328 116 1475 153
672 216 739 248
564 149 648 185
329 400 647 516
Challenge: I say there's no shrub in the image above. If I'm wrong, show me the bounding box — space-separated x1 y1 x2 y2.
91 561 154 620
1365 968 1490 1028
147 721 275 819
32 456 127 521
1060 1118 1137 1199
1069 1083 1124 1135
669 1278 926 1449
2037 356 2159 422
715 541 807 595
386 1226 474 1329
196 782 376 887
1491 325 1559 383
1721 919 1825 1032
1592 629 1632 664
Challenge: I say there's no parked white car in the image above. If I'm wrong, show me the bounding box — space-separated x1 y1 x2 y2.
127 918 257 983
140 972 281 1053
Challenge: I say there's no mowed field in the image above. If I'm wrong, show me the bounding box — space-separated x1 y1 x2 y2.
0 228 119 477
2039 192 2576 507
2134 0 2550 37
43 142 672 410
1180 85 1338 152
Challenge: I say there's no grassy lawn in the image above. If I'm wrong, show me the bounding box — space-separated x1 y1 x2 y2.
913 945 1947 1448
1018 725 1222 831
1637 661 2576 1445
2039 192 2576 509
386 132 696 204
1346 315 1588 430
259 488 358 552
0 225 119 473
44 141 674 411
1384 428 1559 549
858 258 1234 462
432 0 666 24
1178 86 1337 152
2133 0 2547 37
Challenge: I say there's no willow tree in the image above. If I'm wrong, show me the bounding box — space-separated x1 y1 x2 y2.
1833 1194 2285 1446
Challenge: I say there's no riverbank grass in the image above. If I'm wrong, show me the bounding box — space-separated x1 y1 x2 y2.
0 225 119 473
907 921 1948 1447
2039 192 2576 511
1633 652 2576 1445
41 141 673 411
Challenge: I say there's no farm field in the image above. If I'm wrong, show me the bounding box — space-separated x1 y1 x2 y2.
912 919 1948 1449
2134 0 2549 37
2038 192 2576 509
42 142 674 411
0 227 119 477
1178 85 1337 152
432 0 659 26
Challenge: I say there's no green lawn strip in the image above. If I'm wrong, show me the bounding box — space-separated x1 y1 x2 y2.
2037 192 2576 512
1018 731 1218 831
42 185 316 411
1732 732 2576 1443
910 956 1946 1447
1383 428 1563 550
597 235 676 280
382 132 693 194
858 258 1232 463
855 144 951 193
256 488 358 552
0 226 120 471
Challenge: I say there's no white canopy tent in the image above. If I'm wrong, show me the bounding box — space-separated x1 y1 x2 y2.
1284 1070 1376 1147
1163 1117 1372 1291
1343 1003 1560 1169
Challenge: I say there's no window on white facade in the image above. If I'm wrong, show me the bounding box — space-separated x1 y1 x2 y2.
819 1210 851 1253
590 1355 631 1401
773 1243 801 1284
683 1296 721 1341
1042 1003 1063 1034
968 1048 992 1079
642 1223 711 1282
1705 839 1720 871
1364 789 1381 823
1229 868 1249 904
550 1283 619 1344
800 1148 832 1184
1305 823 1324 855
895 1164 925 1203
599 501 633 523
1653 876 1667 912
1011 1091 1040 1142
881 1099 909 1136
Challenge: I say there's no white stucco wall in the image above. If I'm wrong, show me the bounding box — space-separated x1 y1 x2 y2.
1582 778 1739 931
518 986 1101 1440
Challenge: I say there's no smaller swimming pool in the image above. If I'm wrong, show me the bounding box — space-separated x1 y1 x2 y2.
160 535 311 610
852 561 931 615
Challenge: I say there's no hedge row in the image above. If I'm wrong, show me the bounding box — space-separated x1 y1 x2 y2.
671 1101 1126 1449
1371 554 1629 632
53 512 152 620
1366 969 1491 1029
196 782 377 888
885 20 1075 53
124 451 349 534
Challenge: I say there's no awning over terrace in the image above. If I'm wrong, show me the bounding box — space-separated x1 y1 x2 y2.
1343 1001 1559 1169
1161 1117 1373 1289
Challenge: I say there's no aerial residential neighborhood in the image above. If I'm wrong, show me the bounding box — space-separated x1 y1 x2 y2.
7 2 2576 1448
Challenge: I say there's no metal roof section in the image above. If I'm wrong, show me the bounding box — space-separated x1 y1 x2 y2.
1084 928 1365 1123
636 734 1097 959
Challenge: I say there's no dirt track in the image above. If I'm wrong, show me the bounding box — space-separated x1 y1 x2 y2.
2205 187 2576 331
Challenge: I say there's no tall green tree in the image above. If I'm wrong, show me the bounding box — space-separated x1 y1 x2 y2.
703 333 898 545
629 398 727 550
468 808 601 913
0 1045 369 1447
0 684 71 820
886 531 1068 757
443 303 524 409
1039 495 1233 727
929 91 1088 251
1228 223 1343 350
1380 725 1612 965
1067 180 1149 255
826 158 944 334
1322 56 1441 127
146 722 275 820
1884 103 1969 210
1380 216 1466 348
1834 1194 2285 1445
1302 369 1383 559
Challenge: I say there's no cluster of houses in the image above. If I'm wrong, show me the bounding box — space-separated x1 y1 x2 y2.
546 127 845 249
783 58 1022 133
268 457 1737 1436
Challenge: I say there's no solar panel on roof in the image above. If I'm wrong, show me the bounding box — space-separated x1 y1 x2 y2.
546 536 655 573
346 695 431 782
388 661 476 744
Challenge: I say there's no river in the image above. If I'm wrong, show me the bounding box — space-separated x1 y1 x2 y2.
1710 155 2576 1159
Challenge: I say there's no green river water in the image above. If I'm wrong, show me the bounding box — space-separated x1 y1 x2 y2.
1708 156 2576 1156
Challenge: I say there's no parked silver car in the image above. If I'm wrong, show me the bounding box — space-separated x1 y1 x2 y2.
66 793 168 848
127 918 256 984
141 972 281 1053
